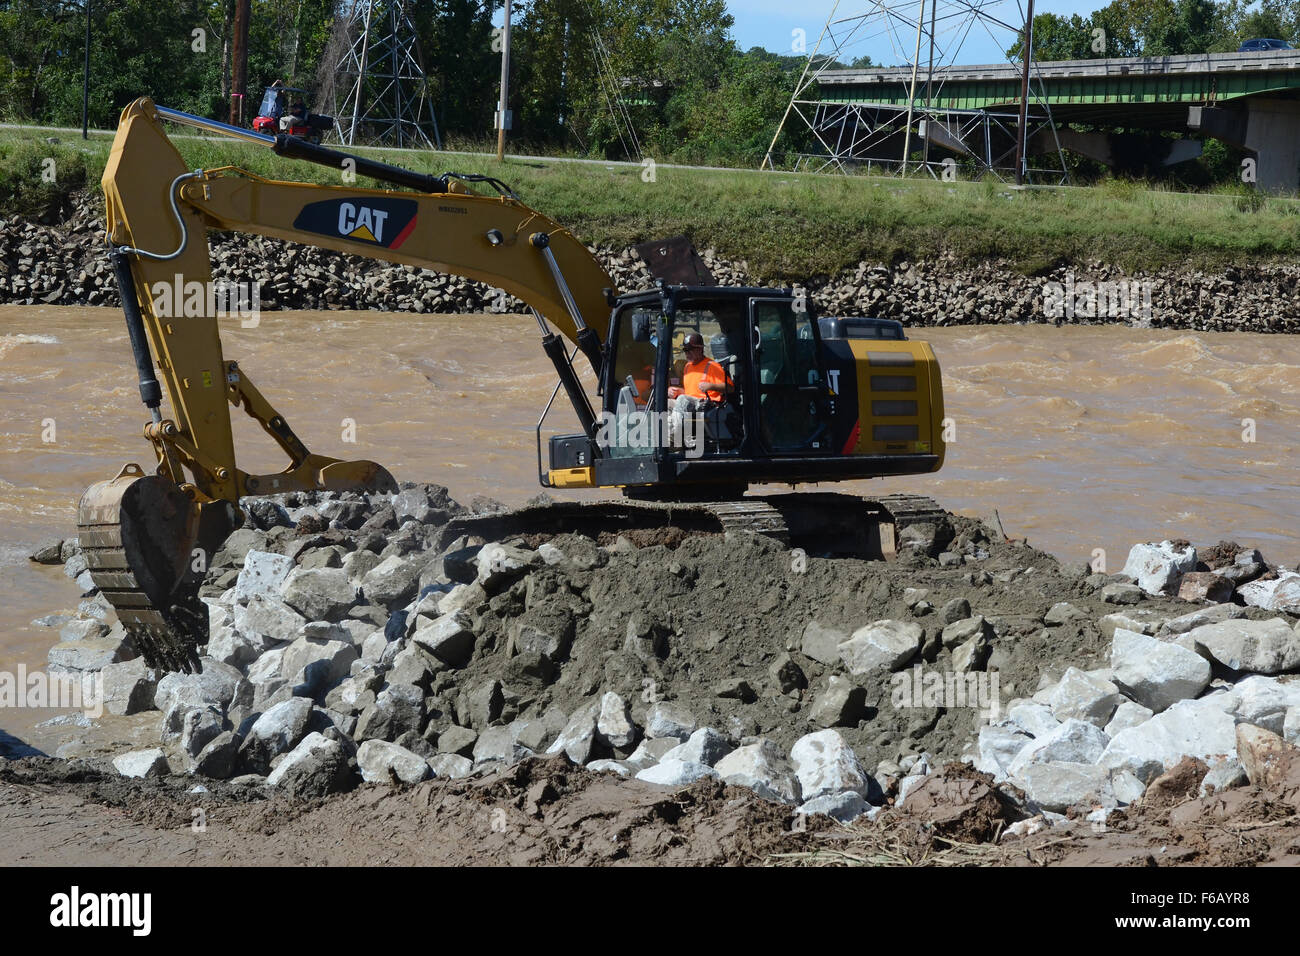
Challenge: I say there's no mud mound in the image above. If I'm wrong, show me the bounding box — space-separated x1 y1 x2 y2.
0 753 822 866
896 763 1027 843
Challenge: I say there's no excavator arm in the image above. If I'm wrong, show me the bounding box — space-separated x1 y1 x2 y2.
81 98 617 671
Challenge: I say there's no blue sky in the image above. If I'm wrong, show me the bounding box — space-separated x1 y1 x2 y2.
727 0 1107 66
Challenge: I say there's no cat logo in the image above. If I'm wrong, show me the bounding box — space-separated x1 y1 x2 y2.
292 197 418 249
338 203 387 243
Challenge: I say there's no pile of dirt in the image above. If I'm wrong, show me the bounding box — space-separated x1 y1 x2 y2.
0 754 824 866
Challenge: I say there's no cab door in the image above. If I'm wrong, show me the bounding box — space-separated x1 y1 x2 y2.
749 298 832 454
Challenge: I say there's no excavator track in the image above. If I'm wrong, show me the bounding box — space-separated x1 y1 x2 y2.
438 492 948 558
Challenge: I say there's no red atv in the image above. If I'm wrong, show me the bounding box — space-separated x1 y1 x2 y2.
252 85 333 144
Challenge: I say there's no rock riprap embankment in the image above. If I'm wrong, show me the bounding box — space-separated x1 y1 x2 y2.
24 490 1300 832
6 196 1300 333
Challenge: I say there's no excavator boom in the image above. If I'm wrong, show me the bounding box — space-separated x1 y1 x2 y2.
84 99 618 670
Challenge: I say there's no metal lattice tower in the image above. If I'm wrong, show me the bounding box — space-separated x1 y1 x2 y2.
323 0 441 148
763 0 1068 184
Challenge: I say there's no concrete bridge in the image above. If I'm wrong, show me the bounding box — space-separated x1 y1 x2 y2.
815 49 1300 189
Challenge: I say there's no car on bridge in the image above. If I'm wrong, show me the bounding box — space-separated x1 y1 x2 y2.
1238 38 1294 51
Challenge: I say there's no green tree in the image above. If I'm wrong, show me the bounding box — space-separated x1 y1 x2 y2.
415 0 500 139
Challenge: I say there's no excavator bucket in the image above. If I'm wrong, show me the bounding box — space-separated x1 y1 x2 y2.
77 465 238 674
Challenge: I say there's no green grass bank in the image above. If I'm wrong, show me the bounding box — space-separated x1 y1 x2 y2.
1 124 1297 281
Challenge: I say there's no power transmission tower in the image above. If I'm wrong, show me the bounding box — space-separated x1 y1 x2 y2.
323 0 441 148
763 0 1067 184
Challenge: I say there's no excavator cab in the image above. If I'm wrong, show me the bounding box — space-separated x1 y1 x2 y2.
553 287 838 489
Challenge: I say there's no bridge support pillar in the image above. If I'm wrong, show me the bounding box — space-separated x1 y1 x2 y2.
1190 98 1300 193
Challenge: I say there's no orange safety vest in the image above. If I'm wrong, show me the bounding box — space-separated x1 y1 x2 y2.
682 357 732 400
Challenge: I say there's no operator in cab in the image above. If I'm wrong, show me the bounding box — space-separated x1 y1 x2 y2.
668 331 732 417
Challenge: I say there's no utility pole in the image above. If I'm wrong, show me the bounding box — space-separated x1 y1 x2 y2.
1014 0 1035 186
81 0 91 139
901 0 925 176
922 0 936 168
230 0 250 126
495 0 513 162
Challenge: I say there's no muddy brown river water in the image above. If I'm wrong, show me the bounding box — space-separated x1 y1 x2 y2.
2 305 1298 746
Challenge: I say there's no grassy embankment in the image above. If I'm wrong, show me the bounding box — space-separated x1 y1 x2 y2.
0 124 1296 280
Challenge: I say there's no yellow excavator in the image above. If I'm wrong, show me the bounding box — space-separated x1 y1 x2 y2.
79 98 947 672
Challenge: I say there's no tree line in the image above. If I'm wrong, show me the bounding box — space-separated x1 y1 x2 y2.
0 0 1295 176
0 0 814 165
1014 0 1300 59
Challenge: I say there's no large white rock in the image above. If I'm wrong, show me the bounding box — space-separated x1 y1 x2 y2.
1004 702 1061 739
974 726 1032 780
232 596 308 645
1007 718 1110 777
1157 603 1246 637
1012 762 1116 812
661 728 733 767
714 740 802 804
1049 667 1123 728
1183 618 1300 675
246 648 285 686
1110 627 1211 713
427 753 473 779
644 701 697 741
234 551 295 605
546 698 601 763
790 729 870 800
281 636 358 692
281 566 356 622
1229 675 1300 735
837 620 924 674
796 792 871 823
112 748 168 779
241 696 313 772
1239 571 1300 614
357 739 432 784
411 612 475 667
1104 700 1154 737
475 543 540 589
472 725 535 765
634 759 719 786
1121 540 1197 596
266 732 350 795
595 692 638 749
1098 697 1238 783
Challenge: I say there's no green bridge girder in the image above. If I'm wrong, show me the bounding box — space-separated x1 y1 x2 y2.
819 69 1300 111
